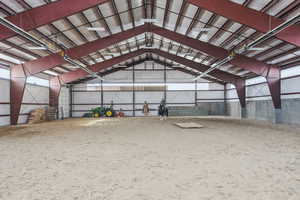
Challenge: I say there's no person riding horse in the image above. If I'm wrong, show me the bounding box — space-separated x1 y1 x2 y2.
158 99 168 120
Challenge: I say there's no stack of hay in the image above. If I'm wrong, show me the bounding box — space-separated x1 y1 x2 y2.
27 107 58 124
28 108 47 124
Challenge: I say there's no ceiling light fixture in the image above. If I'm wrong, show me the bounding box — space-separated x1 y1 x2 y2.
103 53 119 57
195 27 211 32
247 47 268 51
141 18 159 23
26 46 48 50
87 27 106 31
143 46 157 49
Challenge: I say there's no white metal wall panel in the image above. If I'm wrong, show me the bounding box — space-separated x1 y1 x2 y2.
226 89 238 102
0 104 9 115
166 70 194 83
0 116 9 126
209 83 224 90
0 79 10 126
22 85 49 104
72 111 86 118
19 84 49 124
59 86 70 118
197 90 224 100
73 91 101 104
167 91 195 103
0 79 9 102
281 77 300 94
103 92 133 104
167 104 194 106
281 65 300 78
0 79 49 126
17 115 28 124
135 91 164 103
135 71 164 83
102 71 132 83
246 83 271 98
73 104 100 111
19 105 48 115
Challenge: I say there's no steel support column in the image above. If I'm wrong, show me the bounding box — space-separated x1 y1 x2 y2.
164 64 167 102
233 79 246 118
195 80 198 106
132 65 136 117
101 80 104 107
69 85 73 118
10 65 27 125
224 84 227 115
266 67 282 123
49 77 62 119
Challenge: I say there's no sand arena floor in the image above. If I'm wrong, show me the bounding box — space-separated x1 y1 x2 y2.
0 117 300 200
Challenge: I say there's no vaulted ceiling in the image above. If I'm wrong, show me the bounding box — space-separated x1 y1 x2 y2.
0 0 299 84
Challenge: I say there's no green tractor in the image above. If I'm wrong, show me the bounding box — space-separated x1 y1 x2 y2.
91 106 115 118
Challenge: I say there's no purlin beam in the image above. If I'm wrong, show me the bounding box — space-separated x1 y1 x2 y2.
0 0 109 40
187 0 300 47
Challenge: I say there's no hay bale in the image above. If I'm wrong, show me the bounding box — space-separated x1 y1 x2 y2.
28 108 47 124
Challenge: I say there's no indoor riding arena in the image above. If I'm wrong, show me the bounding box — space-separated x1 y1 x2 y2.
0 0 300 199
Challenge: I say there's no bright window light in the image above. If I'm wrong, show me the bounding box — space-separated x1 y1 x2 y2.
27 76 49 87
43 70 59 76
167 83 195 91
281 65 300 78
0 68 10 79
0 53 23 64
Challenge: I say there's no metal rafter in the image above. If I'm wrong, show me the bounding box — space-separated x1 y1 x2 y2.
187 0 300 47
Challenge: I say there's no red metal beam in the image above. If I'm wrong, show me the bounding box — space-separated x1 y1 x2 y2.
49 77 62 111
59 49 147 84
235 79 246 109
150 50 246 109
59 49 242 84
151 25 280 108
187 0 300 47
13 24 149 75
0 0 109 40
151 25 278 77
151 49 242 82
56 48 246 108
266 67 281 109
10 65 28 125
